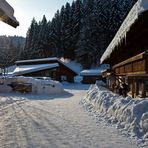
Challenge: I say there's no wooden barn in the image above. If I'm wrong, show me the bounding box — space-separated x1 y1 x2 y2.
13 58 78 83
0 0 19 27
100 0 148 98
80 70 102 84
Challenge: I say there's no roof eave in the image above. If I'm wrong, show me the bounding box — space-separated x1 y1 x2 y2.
0 0 19 28
0 8 19 28
100 0 148 64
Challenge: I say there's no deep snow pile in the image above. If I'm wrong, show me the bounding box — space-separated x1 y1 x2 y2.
0 76 64 94
81 82 148 143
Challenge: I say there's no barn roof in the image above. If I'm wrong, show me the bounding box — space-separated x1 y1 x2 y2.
15 57 59 64
13 63 59 76
100 0 148 63
0 0 19 27
15 57 78 75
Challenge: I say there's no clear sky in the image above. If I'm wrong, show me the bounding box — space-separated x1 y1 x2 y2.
0 0 73 37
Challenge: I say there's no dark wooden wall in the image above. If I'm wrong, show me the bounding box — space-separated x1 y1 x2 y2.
82 75 102 84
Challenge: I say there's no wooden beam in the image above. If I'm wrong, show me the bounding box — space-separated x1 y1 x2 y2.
113 52 146 69
115 71 146 76
126 71 148 77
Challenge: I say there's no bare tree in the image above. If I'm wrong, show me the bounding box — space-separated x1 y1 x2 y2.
0 47 21 76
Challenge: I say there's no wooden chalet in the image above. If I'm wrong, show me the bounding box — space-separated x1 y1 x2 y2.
100 0 148 98
0 0 19 27
14 58 78 83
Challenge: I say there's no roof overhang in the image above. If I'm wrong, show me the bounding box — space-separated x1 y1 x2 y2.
100 0 148 64
0 0 19 28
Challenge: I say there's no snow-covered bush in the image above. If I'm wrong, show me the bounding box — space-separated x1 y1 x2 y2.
81 83 148 141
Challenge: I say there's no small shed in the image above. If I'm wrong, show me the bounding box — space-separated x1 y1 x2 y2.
80 70 103 84
14 58 78 83
0 0 19 27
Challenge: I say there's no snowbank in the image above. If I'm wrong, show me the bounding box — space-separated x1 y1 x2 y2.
0 76 64 94
81 82 148 142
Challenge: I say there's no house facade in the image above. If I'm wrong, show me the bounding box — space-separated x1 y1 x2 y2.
14 58 78 83
100 0 148 98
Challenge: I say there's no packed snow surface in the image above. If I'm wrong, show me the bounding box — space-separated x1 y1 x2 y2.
100 0 148 63
81 81 148 147
0 83 140 148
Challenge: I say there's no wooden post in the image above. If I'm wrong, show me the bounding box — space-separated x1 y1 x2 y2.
134 79 138 96
141 81 146 98
132 79 135 98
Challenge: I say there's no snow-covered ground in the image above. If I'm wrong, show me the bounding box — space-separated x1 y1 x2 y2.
81 81 148 148
0 83 141 148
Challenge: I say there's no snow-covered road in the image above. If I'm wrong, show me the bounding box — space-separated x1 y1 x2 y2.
0 84 139 148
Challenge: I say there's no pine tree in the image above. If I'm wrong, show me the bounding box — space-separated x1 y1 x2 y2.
37 15 49 58
23 18 39 59
49 10 63 57
76 0 95 68
71 0 83 60
61 2 72 58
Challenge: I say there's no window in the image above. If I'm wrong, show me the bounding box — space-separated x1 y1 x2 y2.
61 75 67 81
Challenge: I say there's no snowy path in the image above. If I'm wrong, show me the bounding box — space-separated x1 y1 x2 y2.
0 84 139 148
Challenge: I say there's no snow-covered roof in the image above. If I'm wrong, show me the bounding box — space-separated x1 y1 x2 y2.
100 0 148 63
80 70 103 76
80 64 110 76
15 57 59 64
0 0 19 27
60 58 82 73
16 57 78 74
13 63 59 76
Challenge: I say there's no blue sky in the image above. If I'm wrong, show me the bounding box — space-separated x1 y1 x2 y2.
0 0 73 37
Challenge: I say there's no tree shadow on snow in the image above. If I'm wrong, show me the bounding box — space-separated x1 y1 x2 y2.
0 90 74 101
